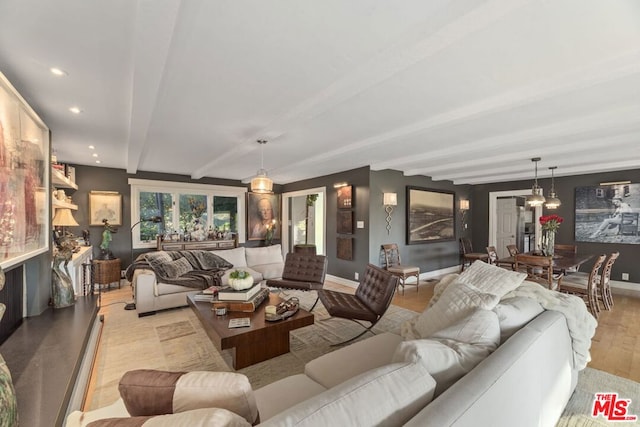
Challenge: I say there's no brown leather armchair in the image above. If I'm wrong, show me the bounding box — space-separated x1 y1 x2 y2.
318 264 399 345
265 253 328 310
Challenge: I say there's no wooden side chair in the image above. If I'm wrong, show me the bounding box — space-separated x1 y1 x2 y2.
553 244 579 274
506 244 519 257
558 254 607 318
380 244 420 295
515 254 563 291
459 238 489 271
318 264 399 345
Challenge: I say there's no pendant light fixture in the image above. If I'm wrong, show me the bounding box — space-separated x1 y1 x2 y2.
525 157 546 207
250 139 273 194
545 166 561 209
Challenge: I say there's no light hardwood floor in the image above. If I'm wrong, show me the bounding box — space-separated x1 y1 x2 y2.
86 277 640 407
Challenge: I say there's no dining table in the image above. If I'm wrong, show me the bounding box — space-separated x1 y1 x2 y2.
499 252 594 274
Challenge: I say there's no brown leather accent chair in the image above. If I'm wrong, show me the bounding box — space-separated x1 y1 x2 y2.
265 253 328 311
318 264 399 345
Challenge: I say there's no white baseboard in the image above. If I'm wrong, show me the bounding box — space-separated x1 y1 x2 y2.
327 265 461 290
610 279 640 298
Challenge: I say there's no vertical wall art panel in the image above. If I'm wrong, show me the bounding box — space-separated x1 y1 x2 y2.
0 73 50 269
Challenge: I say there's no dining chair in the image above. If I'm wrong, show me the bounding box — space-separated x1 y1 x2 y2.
380 244 420 295
553 244 579 274
318 264 399 345
459 238 489 271
598 252 619 310
515 254 563 290
486 246 515 270
506 244 519 257
558 254 607 318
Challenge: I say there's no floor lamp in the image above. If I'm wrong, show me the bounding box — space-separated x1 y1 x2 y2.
125 216 163 310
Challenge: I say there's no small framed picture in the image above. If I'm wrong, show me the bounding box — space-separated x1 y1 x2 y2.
89 191 122 226
337 211 353 234
337 237 353 260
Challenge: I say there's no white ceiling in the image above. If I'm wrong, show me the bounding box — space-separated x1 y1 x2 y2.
1 0 639 186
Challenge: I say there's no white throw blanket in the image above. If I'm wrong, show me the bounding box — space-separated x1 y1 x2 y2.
503 280 597 370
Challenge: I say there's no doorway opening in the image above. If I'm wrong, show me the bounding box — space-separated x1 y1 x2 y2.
489 189 542 258
282 187 326 255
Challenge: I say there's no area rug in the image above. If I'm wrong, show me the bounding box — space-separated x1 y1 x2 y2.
557 368 640 426
88 286 417 410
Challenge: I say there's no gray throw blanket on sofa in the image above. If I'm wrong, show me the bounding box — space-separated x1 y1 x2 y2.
125 250 233 289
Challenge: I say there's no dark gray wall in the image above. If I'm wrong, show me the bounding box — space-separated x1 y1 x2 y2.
370 169 472 275
472 168 640 282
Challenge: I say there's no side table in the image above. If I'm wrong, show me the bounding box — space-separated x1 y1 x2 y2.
93 258 121 292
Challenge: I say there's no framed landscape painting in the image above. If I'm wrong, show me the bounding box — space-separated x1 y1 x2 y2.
575 183 639 244
406 186 455 245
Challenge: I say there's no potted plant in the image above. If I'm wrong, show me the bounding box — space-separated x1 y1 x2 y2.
228 270 254 290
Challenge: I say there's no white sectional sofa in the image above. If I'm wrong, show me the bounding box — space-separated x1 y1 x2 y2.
133 244 285 316
69 262 595 426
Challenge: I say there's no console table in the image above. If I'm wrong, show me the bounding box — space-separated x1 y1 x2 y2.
156 237 236 251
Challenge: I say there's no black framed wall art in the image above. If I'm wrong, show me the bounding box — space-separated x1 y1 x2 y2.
406 186 455 244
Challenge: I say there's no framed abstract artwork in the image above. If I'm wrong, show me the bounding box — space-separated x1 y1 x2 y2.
0 72 50 269
337 210 353 234
89 191 123 226
337 185 353 209
406 186 455 244
337 237 353 260
575 183 639 244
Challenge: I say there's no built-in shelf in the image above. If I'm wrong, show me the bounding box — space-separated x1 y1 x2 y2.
52 198 78 210
52 167 78 190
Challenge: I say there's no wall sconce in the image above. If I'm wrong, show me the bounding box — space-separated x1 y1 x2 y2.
459 199 470 229
383 193 398 235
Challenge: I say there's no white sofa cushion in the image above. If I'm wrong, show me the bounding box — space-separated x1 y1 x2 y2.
493 296 545 344
260 362 436 427
458 260 526 296
245 244 283 266
211 247 247 268
251 263 283 280
394 309 501 396
85 408 251 427
402 279 500 339
254 374 327 422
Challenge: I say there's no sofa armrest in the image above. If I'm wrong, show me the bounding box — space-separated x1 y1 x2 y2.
133 269 158 314
65 398 129 427
304 332 403 389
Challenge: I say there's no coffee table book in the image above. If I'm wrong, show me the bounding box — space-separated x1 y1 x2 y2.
217 283 262 301
212 288 270 313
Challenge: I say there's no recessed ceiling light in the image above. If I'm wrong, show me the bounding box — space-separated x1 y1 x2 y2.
69 107 82 114
50 67 67 76
92 153 98 157
88 145 95 150
95 160 101 164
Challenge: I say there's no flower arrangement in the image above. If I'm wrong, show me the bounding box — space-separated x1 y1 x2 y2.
539 214 563 233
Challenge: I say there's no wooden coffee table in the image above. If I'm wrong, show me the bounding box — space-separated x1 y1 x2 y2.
187 292 314 369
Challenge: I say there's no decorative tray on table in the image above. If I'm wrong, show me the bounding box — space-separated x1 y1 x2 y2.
265 297 299 322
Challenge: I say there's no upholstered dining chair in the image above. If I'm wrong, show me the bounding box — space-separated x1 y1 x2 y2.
265 253 328 311
380 243 420 295
558 254 607 318
486 246 515 270
506 244 519 257
553 244 579 274
318 264 399 346
597 251 619 311
515 254 563 291
459 238 489 271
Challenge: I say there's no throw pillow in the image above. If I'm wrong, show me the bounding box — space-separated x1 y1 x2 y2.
245 244 283 267
162 257 194 279
86 408 251 427
211 247 248 268
401 279 500 339
493 296 544 344
0 353 18 427
457 260 526 297
144 251 174 278
427 273 459 308
259 362 436 427
192 250 233 270
118 370 258 424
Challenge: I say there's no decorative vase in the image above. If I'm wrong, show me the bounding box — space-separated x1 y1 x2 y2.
52 255 75 308
228 276 253 290
541 230 555 257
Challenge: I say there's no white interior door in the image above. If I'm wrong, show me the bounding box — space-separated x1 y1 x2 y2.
496 198 517 258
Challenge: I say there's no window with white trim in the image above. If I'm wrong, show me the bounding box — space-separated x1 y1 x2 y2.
129 179 247 249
